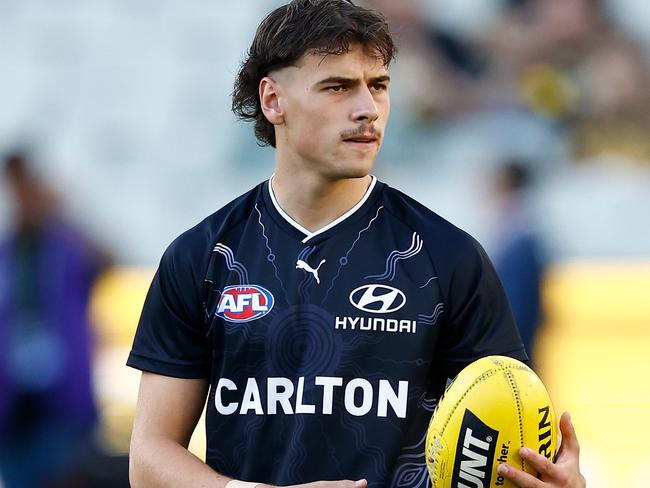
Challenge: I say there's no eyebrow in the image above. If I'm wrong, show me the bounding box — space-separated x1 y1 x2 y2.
315 75 391 86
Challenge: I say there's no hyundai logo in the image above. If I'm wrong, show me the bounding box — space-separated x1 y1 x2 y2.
349 284 406 314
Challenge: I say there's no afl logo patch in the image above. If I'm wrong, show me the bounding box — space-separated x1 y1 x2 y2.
216 285 274 323
349 284 406 314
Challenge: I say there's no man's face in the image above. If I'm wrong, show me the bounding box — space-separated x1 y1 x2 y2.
272 44 390 180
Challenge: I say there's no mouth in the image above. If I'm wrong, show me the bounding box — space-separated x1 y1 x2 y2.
343 135 379 147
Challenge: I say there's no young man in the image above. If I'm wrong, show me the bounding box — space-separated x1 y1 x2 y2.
128 1 585 487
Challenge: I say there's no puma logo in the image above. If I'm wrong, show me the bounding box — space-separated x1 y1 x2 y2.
296 259 326 285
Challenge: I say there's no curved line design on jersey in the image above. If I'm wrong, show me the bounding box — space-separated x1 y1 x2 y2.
286 415 307 482
390 430 430 488
417 302 444 326
419 276 438 289
206 447 237 480
297 246 312 262
237 415 265 473
392 463 429 488
365 232 423 282
203 280 221 318
317 416 346 477
213 243 249 284
338 410 388 481
203 285 222 337
254 203 289 302
345 205 385 257
420 393 439 412
265 305 343 380
209 414 266 476
404 430 429 452
297 246 316 303
322 206 384 304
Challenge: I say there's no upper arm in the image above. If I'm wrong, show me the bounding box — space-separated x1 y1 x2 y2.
131 371 209 449
127 233 212 378
435 236 527 381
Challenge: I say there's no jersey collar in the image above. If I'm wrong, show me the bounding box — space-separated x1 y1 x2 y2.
264 175 380 244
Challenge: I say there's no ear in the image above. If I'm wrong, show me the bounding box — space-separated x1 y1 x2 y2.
259 76 284 125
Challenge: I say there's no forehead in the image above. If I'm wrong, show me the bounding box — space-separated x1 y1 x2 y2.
292 44 389 81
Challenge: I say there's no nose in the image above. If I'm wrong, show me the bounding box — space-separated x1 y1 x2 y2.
351 86 379 124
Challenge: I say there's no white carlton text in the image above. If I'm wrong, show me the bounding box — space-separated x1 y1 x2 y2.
214 376 408 418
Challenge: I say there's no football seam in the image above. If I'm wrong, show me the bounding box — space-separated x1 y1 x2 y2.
502 367 526 472
439 368 498 437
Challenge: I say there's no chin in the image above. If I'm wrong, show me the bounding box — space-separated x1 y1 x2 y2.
334 164 373 180
337 156 376 179
348 168 373 178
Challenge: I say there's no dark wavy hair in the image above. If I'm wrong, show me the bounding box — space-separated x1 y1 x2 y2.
232 0 396 148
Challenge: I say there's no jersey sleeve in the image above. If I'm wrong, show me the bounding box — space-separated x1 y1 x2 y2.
126 234 211 378
434 236 528 388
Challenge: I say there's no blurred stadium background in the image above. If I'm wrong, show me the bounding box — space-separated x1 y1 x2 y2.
1 0 649 486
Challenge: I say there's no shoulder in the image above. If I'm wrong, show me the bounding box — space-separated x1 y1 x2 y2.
380 183 484 266
162 182 264 272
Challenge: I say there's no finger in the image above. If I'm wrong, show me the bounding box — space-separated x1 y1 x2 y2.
323 480 366 488
309 480 364 488
558 411 581 458
497 463 543 488
519 447 558 478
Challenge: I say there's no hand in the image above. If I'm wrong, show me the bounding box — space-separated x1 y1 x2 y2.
497 412 586 488
261 480 368 488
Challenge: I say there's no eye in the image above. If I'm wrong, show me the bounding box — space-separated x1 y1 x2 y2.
372 83 387 92
326 85 345 93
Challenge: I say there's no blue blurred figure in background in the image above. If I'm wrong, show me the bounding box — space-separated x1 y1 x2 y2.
490 160 546 365
0 150 111 487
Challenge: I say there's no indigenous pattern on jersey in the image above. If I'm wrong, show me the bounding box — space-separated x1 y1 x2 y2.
127 177 526 488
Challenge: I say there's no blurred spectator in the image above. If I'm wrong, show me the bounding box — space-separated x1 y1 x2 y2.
371 0 650 166
363 0 491 123
489 160 545 365
484 0 650 163
0 150 111 487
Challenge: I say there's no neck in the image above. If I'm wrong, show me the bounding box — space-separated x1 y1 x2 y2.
271 166 373 233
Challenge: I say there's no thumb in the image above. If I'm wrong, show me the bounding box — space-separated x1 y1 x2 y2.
558 412 581 459
354 480 368 488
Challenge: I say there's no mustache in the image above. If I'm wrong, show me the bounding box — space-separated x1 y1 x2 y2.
340 125 381 140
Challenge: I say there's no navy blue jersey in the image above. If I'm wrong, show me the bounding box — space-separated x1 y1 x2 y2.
127 176 526 487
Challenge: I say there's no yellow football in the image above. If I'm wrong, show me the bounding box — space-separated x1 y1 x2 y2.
425 355 558 488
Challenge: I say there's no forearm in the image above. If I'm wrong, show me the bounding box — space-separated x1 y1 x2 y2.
130 436 232 488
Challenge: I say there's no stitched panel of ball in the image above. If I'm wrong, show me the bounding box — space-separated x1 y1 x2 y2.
502 368 525 471
439 368 498 436
503 363 533 374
